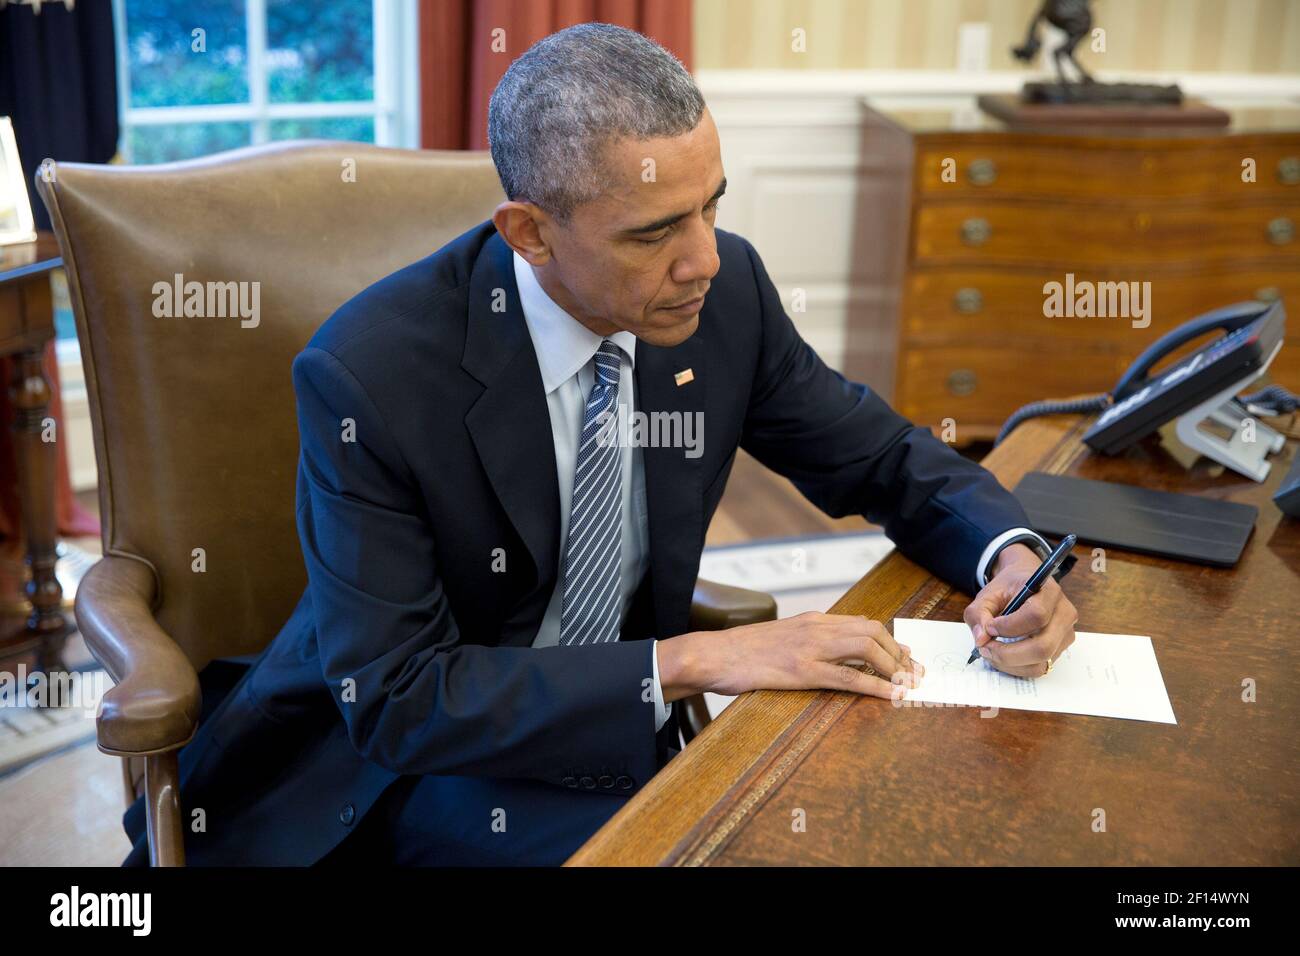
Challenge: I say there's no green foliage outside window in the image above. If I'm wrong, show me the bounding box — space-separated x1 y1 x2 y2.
123 0 376 163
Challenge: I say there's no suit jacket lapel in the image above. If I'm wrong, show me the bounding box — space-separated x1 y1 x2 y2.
635 325 708 642
462 228 710 644
462 231 561 603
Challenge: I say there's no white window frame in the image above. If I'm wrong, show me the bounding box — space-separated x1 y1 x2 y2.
109 0 421 159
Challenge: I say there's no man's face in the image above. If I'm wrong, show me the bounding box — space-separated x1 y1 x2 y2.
501 107 725 348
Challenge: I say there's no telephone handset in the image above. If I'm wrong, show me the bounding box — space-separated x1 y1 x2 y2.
1109 300 1273 403
998 299 1293 482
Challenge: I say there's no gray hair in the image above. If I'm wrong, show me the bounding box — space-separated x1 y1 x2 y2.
487 22 705 221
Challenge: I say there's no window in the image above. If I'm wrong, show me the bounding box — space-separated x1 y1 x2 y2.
55 1 418 351
112 0 419 164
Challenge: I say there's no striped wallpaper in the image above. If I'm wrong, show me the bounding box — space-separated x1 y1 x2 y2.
693 0 1300 74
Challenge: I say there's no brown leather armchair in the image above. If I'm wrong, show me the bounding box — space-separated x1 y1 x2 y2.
36 142 775 866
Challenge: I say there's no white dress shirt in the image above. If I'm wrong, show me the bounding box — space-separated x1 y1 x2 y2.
976 528 1050 587
514 252 670 733
513 250 1046 737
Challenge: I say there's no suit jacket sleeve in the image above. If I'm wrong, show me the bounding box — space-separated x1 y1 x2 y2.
736 237 1033 594
291 345 660 786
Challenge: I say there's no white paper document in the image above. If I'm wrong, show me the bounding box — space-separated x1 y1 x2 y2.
893 618 1177 725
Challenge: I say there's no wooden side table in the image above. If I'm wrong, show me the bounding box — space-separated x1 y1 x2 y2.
0 232 71 671
872 104 1300 444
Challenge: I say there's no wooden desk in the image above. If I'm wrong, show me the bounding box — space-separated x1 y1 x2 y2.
0 233 69 669
568 416 1300 866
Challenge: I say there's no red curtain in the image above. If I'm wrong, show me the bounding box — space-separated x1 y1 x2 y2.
420 0 694 151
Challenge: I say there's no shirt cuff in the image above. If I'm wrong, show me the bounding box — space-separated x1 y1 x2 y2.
652 640 672 733
977 528 1051 588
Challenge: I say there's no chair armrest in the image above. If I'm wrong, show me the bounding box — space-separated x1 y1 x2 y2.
75 555 201 756
688 578 777 632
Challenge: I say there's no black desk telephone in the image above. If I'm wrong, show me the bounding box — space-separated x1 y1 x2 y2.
998 299 1296 484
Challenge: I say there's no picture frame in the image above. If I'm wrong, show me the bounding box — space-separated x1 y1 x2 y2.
0 116 38 246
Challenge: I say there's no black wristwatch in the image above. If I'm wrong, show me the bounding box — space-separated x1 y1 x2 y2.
988 532 1074 583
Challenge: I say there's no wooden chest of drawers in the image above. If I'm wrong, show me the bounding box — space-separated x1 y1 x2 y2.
884 108 1300 443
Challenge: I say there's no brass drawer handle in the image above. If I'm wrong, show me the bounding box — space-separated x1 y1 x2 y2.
968 158 998 186
1266 217 1294 245
1255 286 1281 303
953 287 983 313
1278 157 1300 185
946 369 977 396
960 218 991 246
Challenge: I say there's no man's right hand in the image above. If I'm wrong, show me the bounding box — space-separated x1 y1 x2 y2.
657 611 923 704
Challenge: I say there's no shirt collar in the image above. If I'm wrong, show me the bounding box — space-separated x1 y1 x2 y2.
513 250 637 395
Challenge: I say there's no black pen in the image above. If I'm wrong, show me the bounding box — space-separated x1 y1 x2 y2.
966 533 1077 666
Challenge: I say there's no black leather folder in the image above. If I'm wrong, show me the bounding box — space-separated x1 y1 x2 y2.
1013 472 1258 567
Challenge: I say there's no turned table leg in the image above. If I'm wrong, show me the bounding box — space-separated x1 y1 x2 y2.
10 344 68 673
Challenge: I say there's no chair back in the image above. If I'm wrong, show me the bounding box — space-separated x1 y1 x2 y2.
38 141 504 669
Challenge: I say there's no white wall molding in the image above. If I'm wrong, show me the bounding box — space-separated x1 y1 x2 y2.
699 69 1300 105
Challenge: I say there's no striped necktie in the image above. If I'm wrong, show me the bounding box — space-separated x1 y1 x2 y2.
559 339 624 646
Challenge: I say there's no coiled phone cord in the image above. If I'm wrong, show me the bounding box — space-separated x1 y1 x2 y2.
1241 384 1300 416
994 394 1111 448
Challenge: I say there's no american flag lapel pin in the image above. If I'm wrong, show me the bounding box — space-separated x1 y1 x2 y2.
674 368 695 387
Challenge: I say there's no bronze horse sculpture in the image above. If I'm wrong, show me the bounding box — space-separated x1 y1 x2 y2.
1014 0 1095 85
1006 0 1182 105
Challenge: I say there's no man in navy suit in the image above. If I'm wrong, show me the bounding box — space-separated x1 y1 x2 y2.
124 23 1077 866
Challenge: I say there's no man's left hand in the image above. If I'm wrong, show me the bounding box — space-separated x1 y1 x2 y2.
963 543 1077 678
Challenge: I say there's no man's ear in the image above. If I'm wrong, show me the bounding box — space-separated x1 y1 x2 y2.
493 202 552 265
